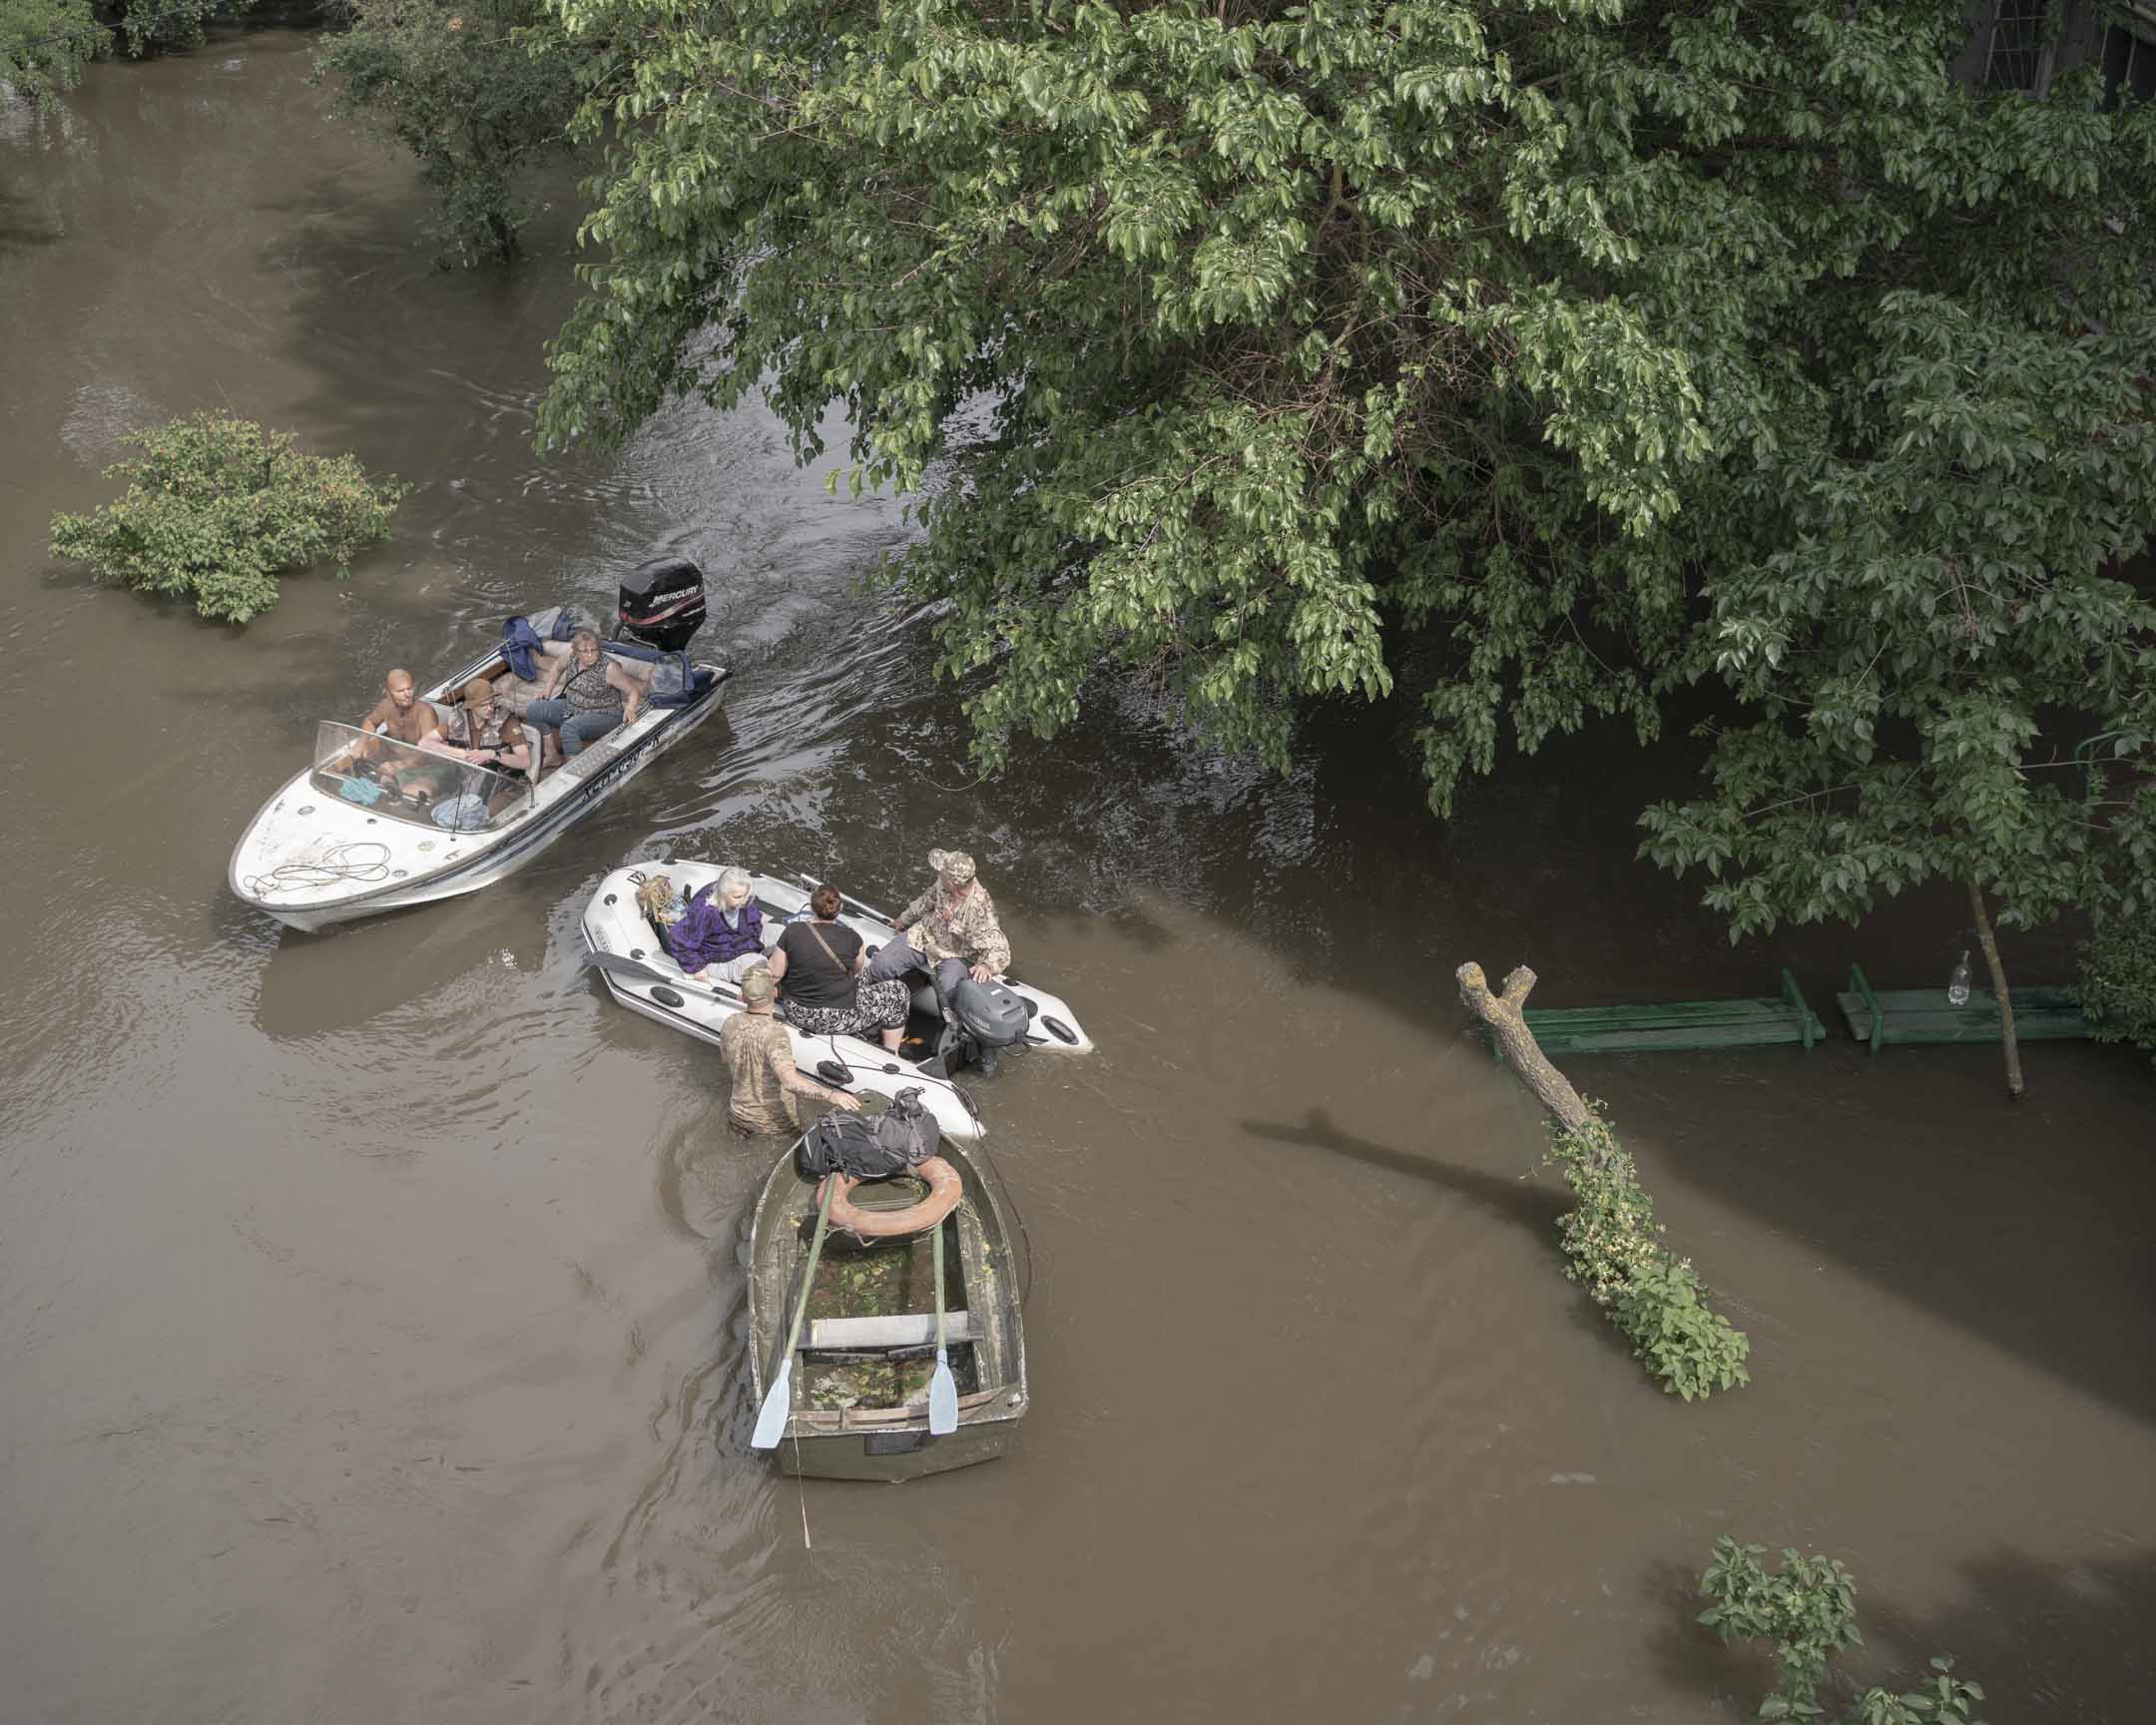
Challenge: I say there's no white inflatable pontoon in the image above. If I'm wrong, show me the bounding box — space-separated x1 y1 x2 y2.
580 862 1092 1140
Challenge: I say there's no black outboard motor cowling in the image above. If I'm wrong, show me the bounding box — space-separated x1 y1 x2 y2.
948 977 1030 1049
617 556 707 652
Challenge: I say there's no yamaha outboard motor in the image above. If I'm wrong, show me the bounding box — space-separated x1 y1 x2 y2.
617 556 707 652
948 977 1030 1050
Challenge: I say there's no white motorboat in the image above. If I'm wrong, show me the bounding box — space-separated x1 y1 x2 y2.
231 562 730 932
579 862 1093 1140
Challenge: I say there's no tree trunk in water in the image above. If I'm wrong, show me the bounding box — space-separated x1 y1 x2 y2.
1967 880 2025 1100
1456 962 1593 1137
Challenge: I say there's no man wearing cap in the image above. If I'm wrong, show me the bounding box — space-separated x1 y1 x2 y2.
380 678 531 818
866 848 1013 1067
718 964 861 1135
432 678 532 775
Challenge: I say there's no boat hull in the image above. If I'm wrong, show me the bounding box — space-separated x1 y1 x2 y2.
746 1137 1029 1482
581 862 1092 1139
770 1407 1023 1482
230 649 730 931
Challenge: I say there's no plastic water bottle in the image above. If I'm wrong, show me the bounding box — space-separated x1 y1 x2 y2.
1946 949 1972 1007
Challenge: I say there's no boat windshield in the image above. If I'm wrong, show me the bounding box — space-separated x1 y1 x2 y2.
310 721 534 832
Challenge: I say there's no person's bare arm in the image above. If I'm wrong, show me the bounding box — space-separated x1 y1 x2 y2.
486 721 532 775
608 661 644 724
768 945 790 982
470 741 529 775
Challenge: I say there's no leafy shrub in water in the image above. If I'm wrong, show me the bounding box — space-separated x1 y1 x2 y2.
1544 1115 1749 1401
2079 915 2156 1063
1699 1537 1987 1723
50 413 407 624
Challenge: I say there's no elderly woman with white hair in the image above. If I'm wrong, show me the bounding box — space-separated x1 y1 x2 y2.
664 866 770 983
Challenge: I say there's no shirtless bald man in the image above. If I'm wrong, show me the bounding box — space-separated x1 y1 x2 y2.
354 668 436 760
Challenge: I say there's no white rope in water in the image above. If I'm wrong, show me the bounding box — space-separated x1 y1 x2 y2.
240 842 395 897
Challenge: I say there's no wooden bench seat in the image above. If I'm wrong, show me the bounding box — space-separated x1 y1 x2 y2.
1836 963 2093 1052
1489 969 1825 1057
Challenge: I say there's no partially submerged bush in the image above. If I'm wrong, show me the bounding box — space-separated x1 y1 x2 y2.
50 413 407 623
1544 1115 1749 1401
2079 915 2156 1063
1699 1537 1987 1723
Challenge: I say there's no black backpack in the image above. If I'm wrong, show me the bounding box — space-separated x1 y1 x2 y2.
798 1087 941 1180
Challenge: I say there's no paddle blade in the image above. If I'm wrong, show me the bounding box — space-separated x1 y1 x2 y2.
928 1352 958 1436
750 1361 794 1450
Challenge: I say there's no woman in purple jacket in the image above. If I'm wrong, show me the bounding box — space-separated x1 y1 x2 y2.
667 867 768 983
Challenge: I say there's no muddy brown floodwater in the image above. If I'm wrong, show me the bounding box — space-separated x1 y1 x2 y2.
3 33 2153 1725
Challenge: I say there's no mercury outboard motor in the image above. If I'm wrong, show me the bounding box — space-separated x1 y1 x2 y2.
617 556 707 652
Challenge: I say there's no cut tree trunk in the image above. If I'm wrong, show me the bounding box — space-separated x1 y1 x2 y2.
1967 880 2025 1100
1455 962 1592 1136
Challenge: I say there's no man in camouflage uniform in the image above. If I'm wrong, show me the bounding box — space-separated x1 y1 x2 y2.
866 848 1015 1071
717 965 859 1135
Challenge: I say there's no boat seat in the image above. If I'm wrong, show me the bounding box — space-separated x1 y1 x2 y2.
491 640 568 717
805 1313 971 1351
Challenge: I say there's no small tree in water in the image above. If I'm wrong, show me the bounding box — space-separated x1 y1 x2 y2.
313 0 584 266
50 413 408 624
1699 1537 1987 1724
1458 962 1748 1402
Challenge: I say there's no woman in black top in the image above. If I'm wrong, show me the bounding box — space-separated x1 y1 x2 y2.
768 884 910 1051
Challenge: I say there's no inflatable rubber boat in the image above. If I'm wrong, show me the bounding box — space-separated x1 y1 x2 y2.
579 862 1092 1140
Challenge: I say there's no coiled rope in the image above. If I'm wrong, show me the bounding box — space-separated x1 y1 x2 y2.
240 842 394 898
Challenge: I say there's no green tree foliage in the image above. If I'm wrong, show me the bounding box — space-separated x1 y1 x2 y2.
543 0 2156 772
314 0 584 265
2080 912 2156 1060
1699 1537 1987 1724
1546 1112 1748 1401
50 413 409 623
2 0 102 104
4 0 248 105
538 0 2156 846
1636 283 2156 946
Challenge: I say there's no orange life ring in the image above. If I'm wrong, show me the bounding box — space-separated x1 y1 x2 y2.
818 1156 964 1238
